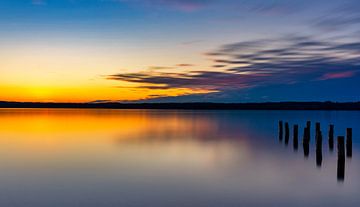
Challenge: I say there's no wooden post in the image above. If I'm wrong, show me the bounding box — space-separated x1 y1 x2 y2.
315 128 320 142
293 124 298 150
303 126 310 143
279 121 283 142
337 136 345 182
303 127 309 142
346 128 352 158
316 130 323 167
303 126 310 158
328 125 334 151
303 139 310 158
316 122 321 133
285 122 290 145
306 121 311 139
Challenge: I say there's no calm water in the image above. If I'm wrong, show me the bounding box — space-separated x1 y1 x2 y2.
0 109 359 207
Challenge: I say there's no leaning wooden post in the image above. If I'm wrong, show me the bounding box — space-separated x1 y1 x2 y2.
279 121 283 142
337 136 345 182
293 124 299 150
285 122 290 145
346 128 353 158
328 125 334 151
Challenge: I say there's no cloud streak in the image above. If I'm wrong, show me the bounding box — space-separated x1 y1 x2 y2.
107 35 360 97
318 71 356 80
31 0 46 5
116 0 212 11
313 1 360 31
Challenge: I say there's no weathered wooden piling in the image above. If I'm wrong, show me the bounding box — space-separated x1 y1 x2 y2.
303 140 310 158
328 125 334 151
279 121 283 142
306 121 311 129
337 136 345 181
338 136 345 157
315 129 321 141
346 128 352 158
285 122 290 145
303 125 310 143
293 124 299 150
303 127 307 145
306 121 311 138
303 125 310 158
316 130 323 167
315 122 321 133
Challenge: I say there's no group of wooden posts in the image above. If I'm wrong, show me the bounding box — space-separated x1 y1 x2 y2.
278 121 353 181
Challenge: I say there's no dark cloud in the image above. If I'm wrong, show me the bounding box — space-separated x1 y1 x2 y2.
108 71 253 90
107 35 360 96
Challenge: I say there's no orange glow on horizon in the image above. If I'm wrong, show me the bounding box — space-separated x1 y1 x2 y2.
0 41 212 102
0 84 213 103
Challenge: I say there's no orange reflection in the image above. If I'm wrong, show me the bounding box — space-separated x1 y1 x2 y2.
0 109 251 171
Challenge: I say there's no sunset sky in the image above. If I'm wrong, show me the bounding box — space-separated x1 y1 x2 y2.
0 0 359 102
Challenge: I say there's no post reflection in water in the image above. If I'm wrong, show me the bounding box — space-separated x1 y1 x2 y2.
329 125 334 151
316 132 323 167
285 122 290 145
347 128 353 158
315 127 323 167
303 140 310 158
302 126 310 158
279 121 283 142
337 136 346 182
293 124 299 151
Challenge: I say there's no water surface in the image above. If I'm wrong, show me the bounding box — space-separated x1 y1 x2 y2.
0 109 359 207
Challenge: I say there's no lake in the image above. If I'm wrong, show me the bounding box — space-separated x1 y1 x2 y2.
0 109 359 207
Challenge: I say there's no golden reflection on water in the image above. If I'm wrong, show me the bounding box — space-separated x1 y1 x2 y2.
0 109 217 134
0 109 251 171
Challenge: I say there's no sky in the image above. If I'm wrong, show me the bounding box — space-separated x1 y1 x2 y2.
0 0 359 102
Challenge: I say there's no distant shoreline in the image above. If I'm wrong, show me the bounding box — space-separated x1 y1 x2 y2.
0 101 360 110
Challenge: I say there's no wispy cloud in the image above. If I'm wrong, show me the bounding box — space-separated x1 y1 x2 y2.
31 0 46 5
115 0 308 14
313 1 360 31
159 0 211 11
108 70 253 90
176 64 194 67
115 0 212 11
107 35 360 96
318 71 356 80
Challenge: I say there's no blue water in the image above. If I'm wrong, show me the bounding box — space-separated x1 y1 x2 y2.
0 109 359 207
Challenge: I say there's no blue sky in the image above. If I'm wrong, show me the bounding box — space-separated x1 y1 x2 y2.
0 0 359 102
